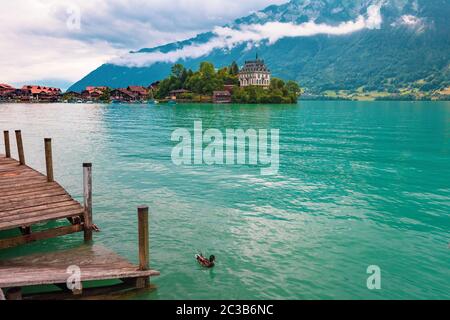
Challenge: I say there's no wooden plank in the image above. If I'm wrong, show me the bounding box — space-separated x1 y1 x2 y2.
0 181 59 193
0 174 43 183
0 168 39 176
0 194 72 212
0 208 84 230
0 166 39 173
0 204 83 223
0 189 68 205
0 245 159 287
0 268 160 287
0 224 84 249
0 159 20 166
0 200 81 218
0 182 60 197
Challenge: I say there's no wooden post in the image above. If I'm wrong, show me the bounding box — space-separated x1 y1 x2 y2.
138 206 149 271
15 130 25 165
137 206 150 288
83 163 93 242
44 138 54 182
3 131 10 158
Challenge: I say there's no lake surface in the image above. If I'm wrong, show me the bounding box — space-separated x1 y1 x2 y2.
0 101 449 299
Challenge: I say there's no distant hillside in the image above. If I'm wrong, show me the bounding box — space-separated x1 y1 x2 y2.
69 0 450 98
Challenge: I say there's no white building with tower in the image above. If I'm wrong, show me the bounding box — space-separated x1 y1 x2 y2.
238 54 271 88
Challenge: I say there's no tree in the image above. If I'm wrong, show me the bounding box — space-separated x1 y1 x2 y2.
286 81 301 96
199 62 215 79
171 64 185 79
99 88 111 102
230 61 239 76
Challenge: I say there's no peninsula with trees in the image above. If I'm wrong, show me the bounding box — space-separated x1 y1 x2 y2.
155 57 301 104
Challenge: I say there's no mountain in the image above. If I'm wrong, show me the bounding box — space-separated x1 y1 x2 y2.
68 0 450 96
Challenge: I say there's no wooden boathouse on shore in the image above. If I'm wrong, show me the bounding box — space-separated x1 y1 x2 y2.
0 130 159 300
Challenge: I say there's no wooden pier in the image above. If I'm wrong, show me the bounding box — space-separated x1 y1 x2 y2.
0 130 159 300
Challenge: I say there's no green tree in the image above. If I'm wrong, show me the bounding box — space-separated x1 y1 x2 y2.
286 81 301 95
99 88 111 102
230 61 239 76
171 64 185 79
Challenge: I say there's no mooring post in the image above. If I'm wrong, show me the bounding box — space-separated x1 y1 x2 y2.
3 131 11 158
137 206 150 288
15 130 25 165
138 206 149 270
83 163 93 242
44 138 54 182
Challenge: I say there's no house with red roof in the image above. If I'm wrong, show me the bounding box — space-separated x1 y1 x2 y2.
0 84 16 101
127 86 148 101
111 88 137 102
81 86 109 101
21 85 62 102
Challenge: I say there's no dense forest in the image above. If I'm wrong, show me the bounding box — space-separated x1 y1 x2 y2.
155 62 301 104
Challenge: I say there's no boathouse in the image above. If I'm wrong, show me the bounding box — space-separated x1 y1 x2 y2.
213 91 231 104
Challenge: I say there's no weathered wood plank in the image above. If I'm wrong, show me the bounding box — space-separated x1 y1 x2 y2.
0 205 83 223
0 200 81 218
0 182 60 197
0 245 159 287
0 224 84 249
0 175 45 184
0 181 59 193
0 194 72 212
0 189 68 205
0 208 84 230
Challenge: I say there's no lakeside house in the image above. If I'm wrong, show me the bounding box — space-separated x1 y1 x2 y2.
238 55 271 88
110 88 137 102
213 91 232 104
81 86 108 101
127 86 148 100
0 84 63 102
0 84 15 96
169 89 191 100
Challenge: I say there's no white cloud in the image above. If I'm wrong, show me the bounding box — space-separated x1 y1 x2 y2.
400 15 422 26
112 4 383 67
0 0 286 88
390 14 425 31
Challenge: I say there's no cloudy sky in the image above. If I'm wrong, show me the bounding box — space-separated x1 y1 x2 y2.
0 0 286 89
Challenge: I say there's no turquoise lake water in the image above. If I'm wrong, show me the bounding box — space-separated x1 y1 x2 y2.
0 101 449 299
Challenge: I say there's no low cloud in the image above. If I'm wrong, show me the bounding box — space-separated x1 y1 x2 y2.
1 0 284 86
390 14 425 32
112 4 383 67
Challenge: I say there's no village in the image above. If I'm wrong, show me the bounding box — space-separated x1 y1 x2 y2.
0 57 300 105
0 83 237 104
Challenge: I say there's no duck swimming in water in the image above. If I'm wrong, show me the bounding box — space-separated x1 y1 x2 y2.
195 253 216 268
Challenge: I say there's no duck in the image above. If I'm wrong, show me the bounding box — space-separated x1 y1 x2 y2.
195 253 216 268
